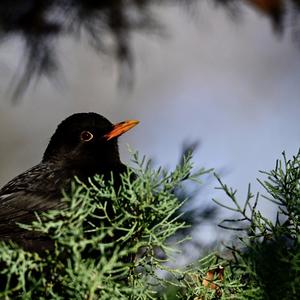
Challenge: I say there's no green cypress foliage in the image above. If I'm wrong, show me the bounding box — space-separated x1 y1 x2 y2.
1 150 299 299
0 151 210 299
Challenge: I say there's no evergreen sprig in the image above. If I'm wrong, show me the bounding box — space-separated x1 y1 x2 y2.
167 149 300 299
211 149 300 299
0 151 210 299
1 150 300 299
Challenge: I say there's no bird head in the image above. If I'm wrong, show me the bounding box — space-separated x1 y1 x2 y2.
42 113 139 168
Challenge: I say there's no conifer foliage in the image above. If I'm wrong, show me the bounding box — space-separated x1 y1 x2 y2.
0 151 209 299
0 150 299 299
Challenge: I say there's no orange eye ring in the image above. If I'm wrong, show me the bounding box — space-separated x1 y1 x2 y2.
80 131 94 142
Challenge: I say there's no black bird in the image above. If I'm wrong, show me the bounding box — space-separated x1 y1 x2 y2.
0 112 139 251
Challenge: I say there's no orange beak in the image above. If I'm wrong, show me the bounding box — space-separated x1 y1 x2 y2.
104 120 140 141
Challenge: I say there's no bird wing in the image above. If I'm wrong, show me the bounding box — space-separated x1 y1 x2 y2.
0 163 68 237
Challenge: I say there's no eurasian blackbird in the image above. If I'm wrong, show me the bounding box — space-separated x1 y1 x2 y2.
0 112 139 251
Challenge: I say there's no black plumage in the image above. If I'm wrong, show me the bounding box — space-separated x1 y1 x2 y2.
0 112 139 251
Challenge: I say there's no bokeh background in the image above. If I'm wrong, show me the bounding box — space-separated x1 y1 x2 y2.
0 0 299 251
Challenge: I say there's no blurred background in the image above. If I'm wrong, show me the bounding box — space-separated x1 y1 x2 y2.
0 0 299 252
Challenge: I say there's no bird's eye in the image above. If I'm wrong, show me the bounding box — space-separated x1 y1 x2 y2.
80 131 94 142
